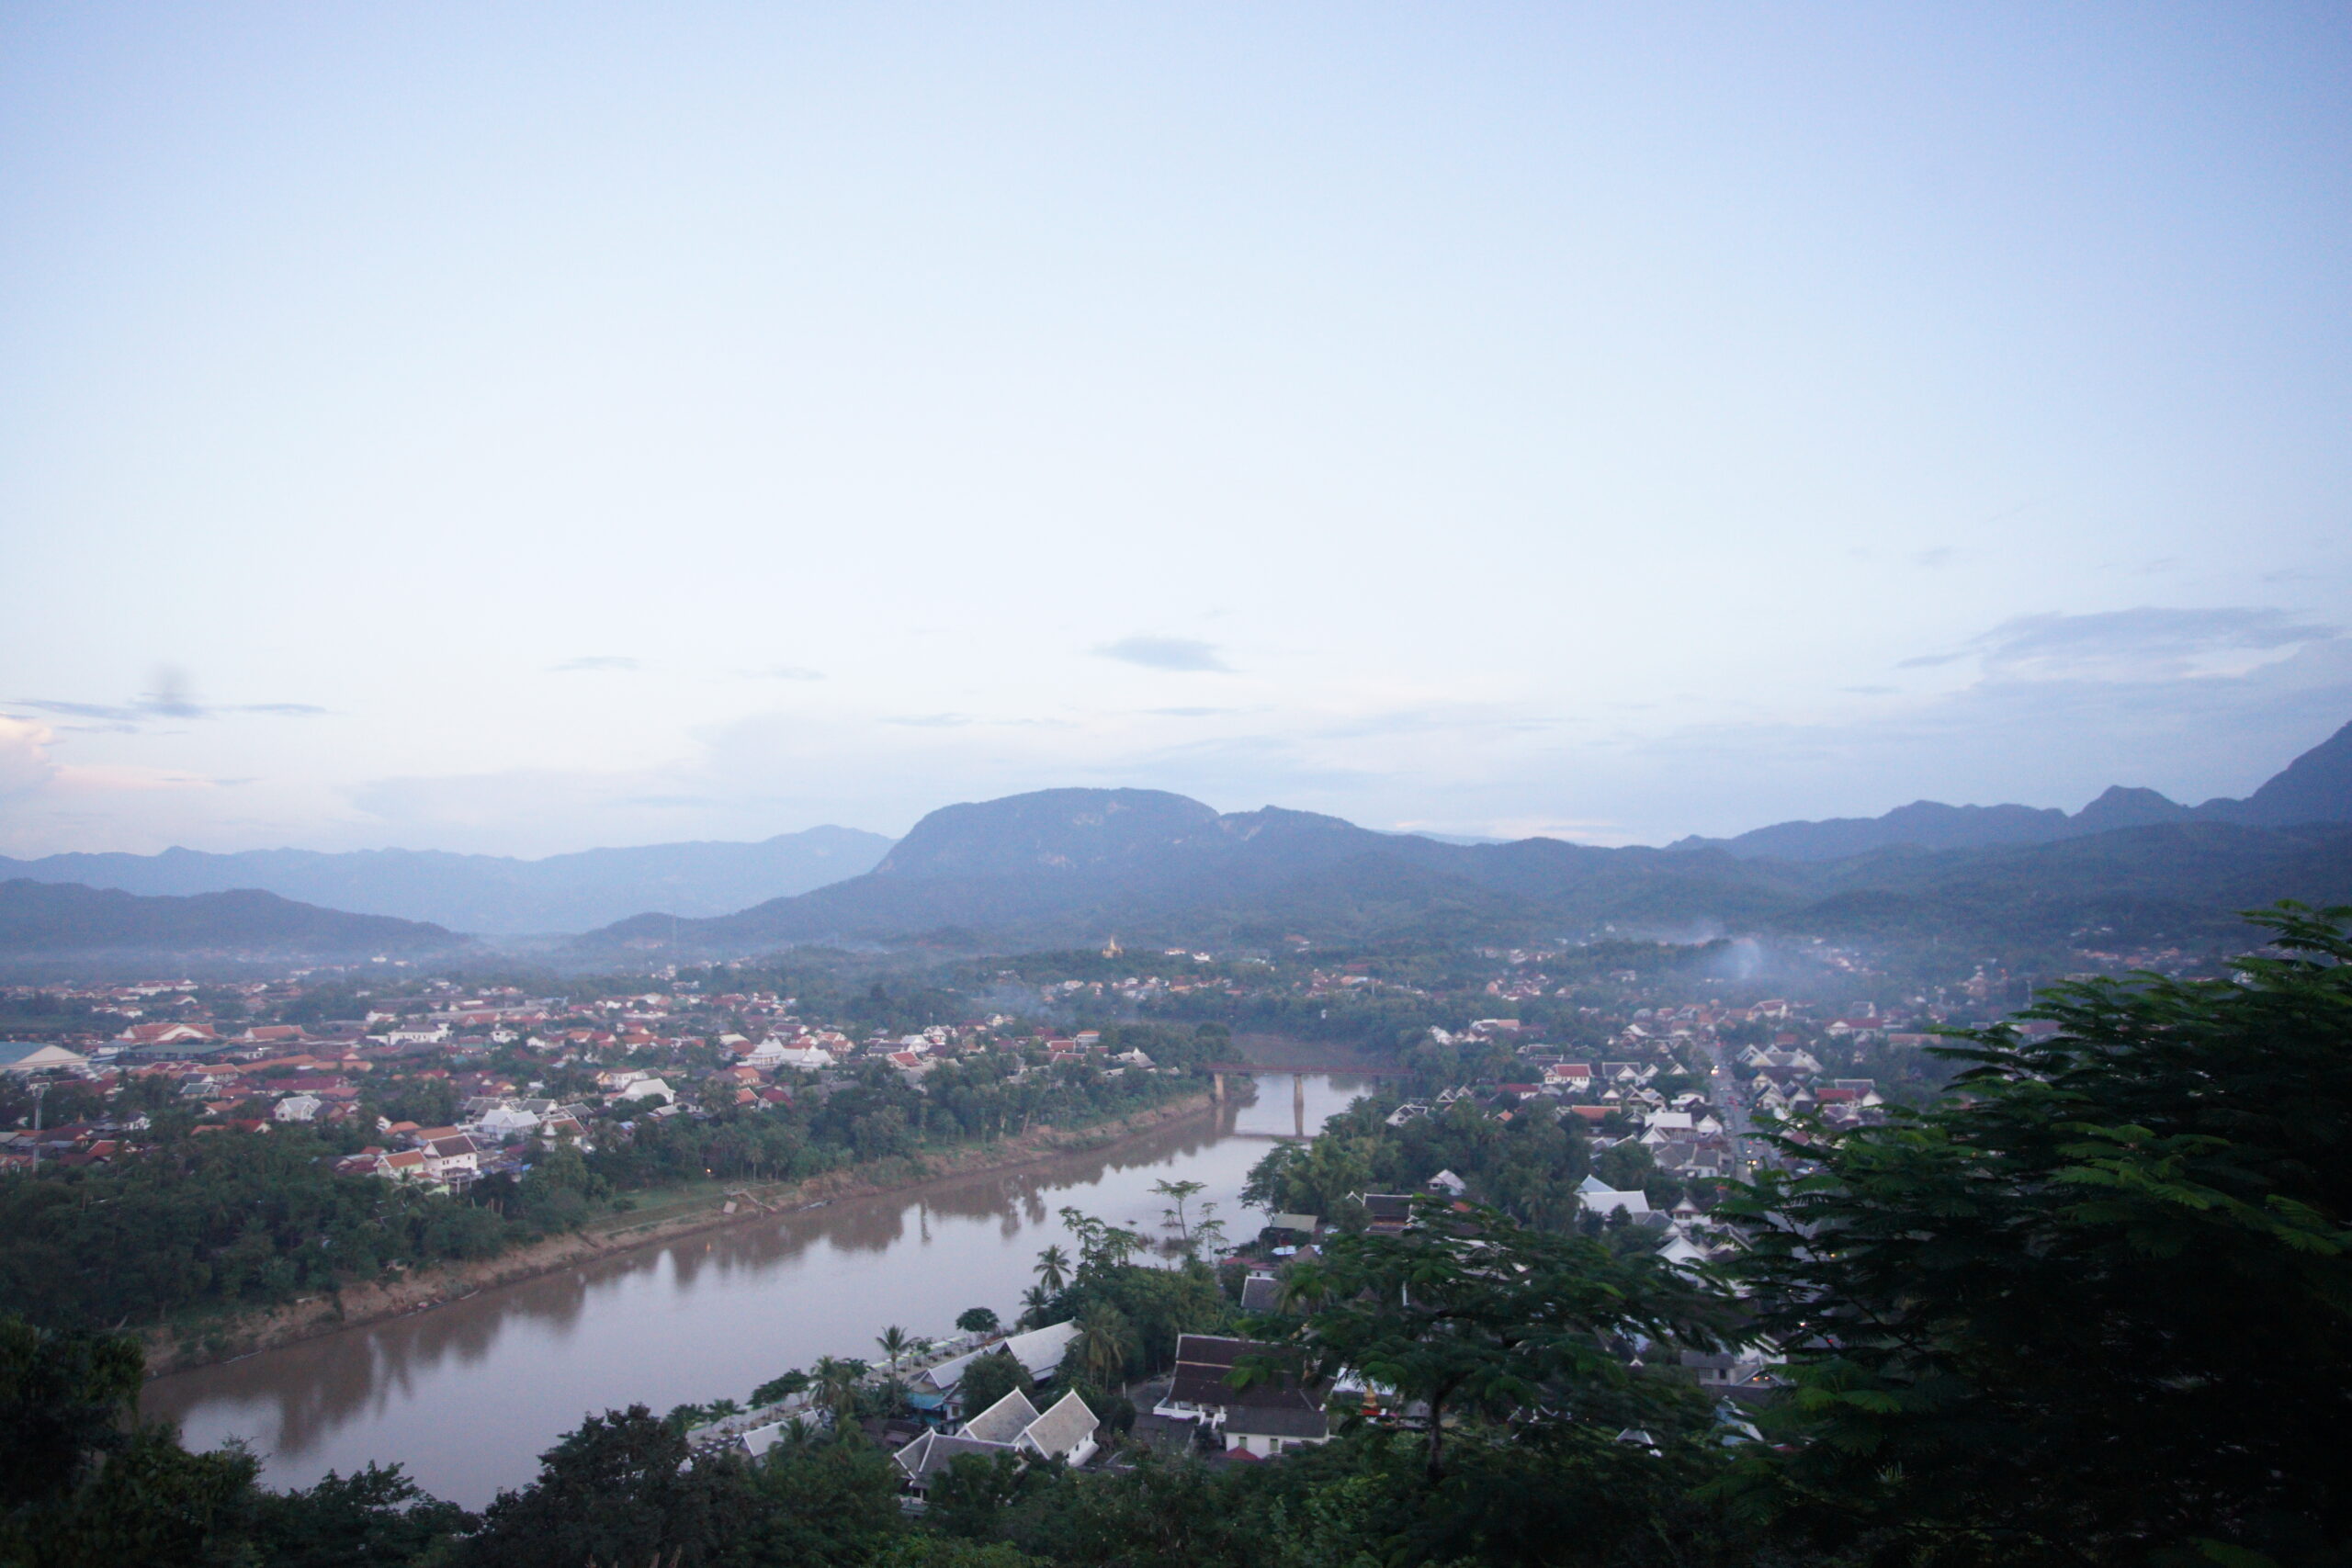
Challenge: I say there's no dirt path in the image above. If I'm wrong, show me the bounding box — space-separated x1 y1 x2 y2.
143 1092 1213 1377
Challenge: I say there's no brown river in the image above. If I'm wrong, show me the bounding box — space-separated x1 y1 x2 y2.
143 1074 1371 1507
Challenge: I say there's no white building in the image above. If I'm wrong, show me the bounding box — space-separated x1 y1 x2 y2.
0 1043 88 1073
1576 1173 1650 1218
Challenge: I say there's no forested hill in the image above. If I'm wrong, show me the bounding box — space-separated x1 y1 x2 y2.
0 879 466 963
579 786 2352 960
1671 716 2352 861
0 825 894 934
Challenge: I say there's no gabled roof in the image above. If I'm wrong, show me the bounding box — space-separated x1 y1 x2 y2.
1015 1390 1099 1461
1168 1334 1316 1411
960 1388 1042 1445
919 1320 1079 1393
0 1042 87 1071
1221 1402 1329 1439
1238 1273 1284 1314
892 1431 1010 1482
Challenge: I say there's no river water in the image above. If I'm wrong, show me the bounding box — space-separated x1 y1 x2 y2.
142 1074 1370 1507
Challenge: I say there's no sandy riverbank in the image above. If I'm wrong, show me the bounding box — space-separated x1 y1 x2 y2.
142 1092 1215 1378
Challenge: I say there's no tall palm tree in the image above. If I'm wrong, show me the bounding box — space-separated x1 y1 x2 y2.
1034 1243 1071 1294
811 1355 865 1427
876 1325 913 1385
1074 1303 1135 1392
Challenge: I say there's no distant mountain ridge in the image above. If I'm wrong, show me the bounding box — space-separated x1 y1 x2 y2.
1668 719 2352 861
579 780 2352 960
0 827 895 934
0 880 464 963
12 723 2350 964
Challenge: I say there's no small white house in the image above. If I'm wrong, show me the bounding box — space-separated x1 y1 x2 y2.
1576 1174 1650 1218
475 1104 543 1140
273 1094 324 1123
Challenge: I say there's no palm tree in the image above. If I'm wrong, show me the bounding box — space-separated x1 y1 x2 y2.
811 1355 865 1427
1153 1179 1206 1245
876 1325 913 1385
1018 1284 1053 1328
1034 1243 1070 1294
1074 1303 1135 1391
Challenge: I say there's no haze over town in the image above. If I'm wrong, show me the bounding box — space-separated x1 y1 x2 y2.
5 4 2349 859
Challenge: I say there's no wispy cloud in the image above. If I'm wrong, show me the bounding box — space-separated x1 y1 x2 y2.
1095 636 1230 672
1904 606 2337 681
549 656 642 673
746 664 824 681
9 691 327 724
10 698 142 721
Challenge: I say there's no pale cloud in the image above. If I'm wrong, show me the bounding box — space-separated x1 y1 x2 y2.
0 717 60 799
1095 637 1230 673
1901 607 2336 681
548 657 642 673
9 689 327 725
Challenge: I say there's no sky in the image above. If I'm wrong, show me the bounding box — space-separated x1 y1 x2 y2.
4 3 2349 858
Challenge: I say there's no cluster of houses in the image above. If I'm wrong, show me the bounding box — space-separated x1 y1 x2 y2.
699 1305 1342 1500
327 1090 598 1190
0 973 1190 1178
1384 1061 1742 1192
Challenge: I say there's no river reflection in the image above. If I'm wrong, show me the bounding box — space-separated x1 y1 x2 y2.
143 1075 1370 1507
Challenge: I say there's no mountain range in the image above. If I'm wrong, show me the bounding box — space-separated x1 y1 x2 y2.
1669 719 2352 860
0 827 894 935
581 805 2352 963
0 880 463 965
7 721 2349 967
571 720 2352 958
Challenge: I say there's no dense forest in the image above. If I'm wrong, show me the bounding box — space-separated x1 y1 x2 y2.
3 902 2343 1568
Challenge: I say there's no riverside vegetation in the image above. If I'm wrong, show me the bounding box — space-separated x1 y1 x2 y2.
0 1019 1227 1338
2 902 2346 1568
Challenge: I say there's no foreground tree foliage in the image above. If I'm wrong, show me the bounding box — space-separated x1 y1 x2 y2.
1280 1199 1732 1481
1720 901 2352 1568
0 904 2340 1565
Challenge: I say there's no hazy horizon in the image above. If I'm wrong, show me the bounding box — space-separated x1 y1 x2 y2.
6 5 2349 859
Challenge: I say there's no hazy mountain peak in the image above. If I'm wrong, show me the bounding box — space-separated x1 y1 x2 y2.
871 788 1222 880
0 825 894 935
2211 717 2352 825
1673 716 2350 861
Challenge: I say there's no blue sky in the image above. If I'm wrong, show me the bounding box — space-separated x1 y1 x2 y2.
3 3 2348 855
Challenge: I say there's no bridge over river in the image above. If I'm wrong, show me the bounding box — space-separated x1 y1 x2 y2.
1204 1062 1405 1136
